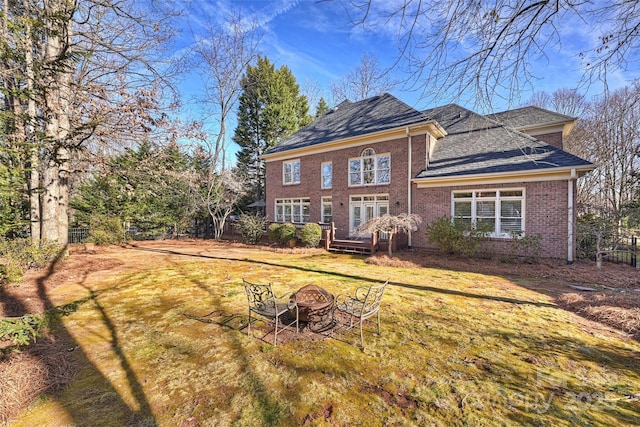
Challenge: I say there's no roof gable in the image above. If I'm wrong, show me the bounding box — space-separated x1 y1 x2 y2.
264 93 429 155
488 106 575 130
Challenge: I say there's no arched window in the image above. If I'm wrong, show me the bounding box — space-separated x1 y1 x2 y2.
348 147 390 186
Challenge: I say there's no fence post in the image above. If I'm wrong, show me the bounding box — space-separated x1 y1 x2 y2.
632 236 637 268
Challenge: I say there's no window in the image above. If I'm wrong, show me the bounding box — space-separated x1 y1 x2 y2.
321 161 332 189
321 197 332 223
275 198 310 222
283 159 301 185
349 148 390 186
452 189 524 237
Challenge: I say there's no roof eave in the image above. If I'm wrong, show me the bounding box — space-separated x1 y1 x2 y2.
413 164 595 188
262 120 444 161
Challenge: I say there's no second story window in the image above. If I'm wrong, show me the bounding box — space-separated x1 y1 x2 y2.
349 148 390 187
283 159 300 185
321 161 332 189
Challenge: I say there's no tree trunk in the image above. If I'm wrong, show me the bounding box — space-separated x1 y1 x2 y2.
40 0 73 245
24 0 40 242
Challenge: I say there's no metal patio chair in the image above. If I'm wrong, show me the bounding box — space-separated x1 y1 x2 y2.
335 280 388 348
243 278 299 346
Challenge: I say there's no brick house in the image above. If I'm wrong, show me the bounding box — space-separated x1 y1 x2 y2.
262 94 594 262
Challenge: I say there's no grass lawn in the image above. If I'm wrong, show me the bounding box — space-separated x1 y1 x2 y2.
3 240 640 426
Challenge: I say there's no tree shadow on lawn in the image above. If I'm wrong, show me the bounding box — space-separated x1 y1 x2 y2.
128 244 557 309
1 246 157 426
136 244 640 425
469 327 640 425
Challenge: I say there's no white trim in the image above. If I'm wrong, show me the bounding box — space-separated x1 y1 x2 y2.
451 188 525 238
567 170 575 263
348 194 389 235
262 121 446 162
348 149 391 187
414 166 595 188
321 161 332 189
282 159 301 185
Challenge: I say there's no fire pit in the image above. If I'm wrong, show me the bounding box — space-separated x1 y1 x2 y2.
290 284 335 332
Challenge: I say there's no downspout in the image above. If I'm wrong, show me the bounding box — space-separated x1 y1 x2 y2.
406 127 412 247
567 169 576 264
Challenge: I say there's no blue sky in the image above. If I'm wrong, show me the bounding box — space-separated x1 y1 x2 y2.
175 0 638 148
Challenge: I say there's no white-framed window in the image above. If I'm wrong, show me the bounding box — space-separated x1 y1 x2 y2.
321 161 332 189
452 189 524 237
321 197 332 223
349 194 389 235
348 148 390 187
275 198 310 222
282 159 301 185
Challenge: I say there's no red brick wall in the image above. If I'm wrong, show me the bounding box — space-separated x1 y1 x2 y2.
411 180 571 260
266 132 575 261
266 136 412 237
531 131 563 149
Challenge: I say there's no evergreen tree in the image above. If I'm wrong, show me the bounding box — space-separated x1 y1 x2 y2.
233 56 311 207
315 97 330 117
71 142 195 235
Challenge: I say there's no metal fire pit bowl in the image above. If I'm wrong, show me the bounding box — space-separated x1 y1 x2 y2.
290 284 335 332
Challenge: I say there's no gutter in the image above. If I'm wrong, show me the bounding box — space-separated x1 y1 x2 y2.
567 168 576 264
406 127 412 247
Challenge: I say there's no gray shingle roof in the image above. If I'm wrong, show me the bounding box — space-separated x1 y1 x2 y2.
416 104 592 179
488 106 575 129
264 93 429 155
264 93 593 178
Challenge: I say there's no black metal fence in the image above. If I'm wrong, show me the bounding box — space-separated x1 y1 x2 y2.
602 236 638 268
68 227 89 244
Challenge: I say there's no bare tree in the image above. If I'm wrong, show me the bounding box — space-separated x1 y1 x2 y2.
183 11 262 238
343 1 640 107
330 52 395 102
524 88 587 118
0 0 179 244
570 84 640 226
355 213 422 256
186 10 262 170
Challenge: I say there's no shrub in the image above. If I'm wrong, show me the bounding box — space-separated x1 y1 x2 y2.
268 223 281 243
300 223 322 247
87 215 124 245
278 223 297 245
0 300 85 352
0 238 63 284
425 216 487 257
507 231 542 263
237 213 267 244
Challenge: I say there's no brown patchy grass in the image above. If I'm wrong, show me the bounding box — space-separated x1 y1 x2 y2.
1 240 640 426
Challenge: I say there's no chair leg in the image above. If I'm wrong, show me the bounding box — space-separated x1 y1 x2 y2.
273 316 279 346
247 310 252 336
359 317 364 349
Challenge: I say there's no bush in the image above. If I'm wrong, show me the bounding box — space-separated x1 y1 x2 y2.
87 215 124 245
425 216 487 257
268 223 281 243
300 223 322 247
0 238 64 284
0 300 85 352
237 213 267 244
278 223 297 245
507 231 542 263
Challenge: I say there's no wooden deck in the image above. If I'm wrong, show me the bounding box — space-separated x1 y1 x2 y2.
328 238 374 255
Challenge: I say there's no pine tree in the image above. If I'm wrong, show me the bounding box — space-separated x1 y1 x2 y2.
233 56 311 207
315 97 330 117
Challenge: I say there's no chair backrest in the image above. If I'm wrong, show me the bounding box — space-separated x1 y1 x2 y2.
243 279 276 312
360 280 388 317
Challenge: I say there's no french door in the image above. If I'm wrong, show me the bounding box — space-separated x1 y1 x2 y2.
349 194 389 237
